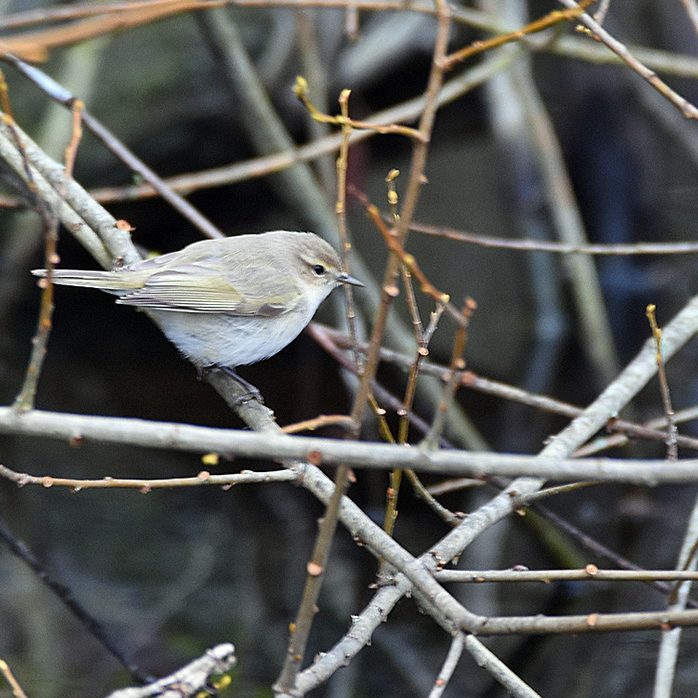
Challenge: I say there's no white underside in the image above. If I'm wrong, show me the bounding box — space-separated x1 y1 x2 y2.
150 305 316 368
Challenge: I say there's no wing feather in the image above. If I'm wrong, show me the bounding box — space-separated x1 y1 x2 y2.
116 257 301 315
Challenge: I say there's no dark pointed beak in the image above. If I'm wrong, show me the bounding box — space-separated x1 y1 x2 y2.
337 271 364 287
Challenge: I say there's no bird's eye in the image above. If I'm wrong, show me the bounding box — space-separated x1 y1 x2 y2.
312 264 326 276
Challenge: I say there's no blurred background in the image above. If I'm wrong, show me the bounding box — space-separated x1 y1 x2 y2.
1 1 698 695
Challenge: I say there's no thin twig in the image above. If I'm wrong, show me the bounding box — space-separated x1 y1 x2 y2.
404 469 464 526
4 54 225 239
5 74 73 412
560 0 698 119
358 192 467 327
274 464 352 695
281 414 355 434
318 326 698 453
528 503 698 610
294 10 335 187
344 2 359 39
461 638 542 698
427 477 485 496
406 216 698 255
653 491 698 698
380 169 455 535
293 75 424 141
307 323 452 449
274 86 360 694
383 170 413 540
428 633 465 698
680 0 698 35
422 301 475 449
435 568 698 584
441 0 593 69
0 659 28 698
334 88 362 370
0 0 226 61
511 480 599 506
348 0 452 429
0 516 149 682
646 304 679 460
106 643 236 698
0 464 298 490
593 0 610 24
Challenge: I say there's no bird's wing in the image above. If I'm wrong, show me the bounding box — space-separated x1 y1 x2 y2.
116 258 301 315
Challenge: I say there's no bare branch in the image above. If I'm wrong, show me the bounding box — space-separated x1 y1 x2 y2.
559 0 698 119
106 643 236 698
428 634 465 698
435 568 698 584
7 407 698 484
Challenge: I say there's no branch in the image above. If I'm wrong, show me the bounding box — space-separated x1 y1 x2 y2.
0 659 27 698
558 0 698 119
106 643 236 698
5 55 225 240
0 464 297 490
294 266 698 690
407 217 698 256
313 325 698 453
435 568 698 584
7 408 698 484
6 0 698 81
653 491 698 697
428 634 465 698
0 0 226 61
0 516 148 682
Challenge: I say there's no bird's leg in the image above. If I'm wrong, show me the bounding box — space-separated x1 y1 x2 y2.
204 365 264 405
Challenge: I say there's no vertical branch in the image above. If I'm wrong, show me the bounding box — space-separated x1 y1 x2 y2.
273 459 352 697
381 170 452 538
428 633 465 698
399 299 446 445
344 3 359 41
509 50 619 387
680 0 698 35
653 494 698 698
11 87 84 411
646 304 678 460
383 169 411 540
335 88 362 370
422 299 475 449
295 10 335 188
275 88 359 696
349 0 452 426
393 0 451 243
277 8 452 691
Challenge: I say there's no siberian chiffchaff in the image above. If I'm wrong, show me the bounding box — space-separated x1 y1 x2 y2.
33 231 362 387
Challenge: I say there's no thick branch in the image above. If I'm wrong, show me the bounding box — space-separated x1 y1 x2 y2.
5 407 698 484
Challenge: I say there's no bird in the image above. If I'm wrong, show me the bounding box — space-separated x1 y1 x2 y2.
33 230 362 396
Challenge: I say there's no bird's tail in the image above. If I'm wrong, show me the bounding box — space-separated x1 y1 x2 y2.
31 268 134 292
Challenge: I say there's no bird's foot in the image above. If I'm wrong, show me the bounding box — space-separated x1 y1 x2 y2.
203 365 265 406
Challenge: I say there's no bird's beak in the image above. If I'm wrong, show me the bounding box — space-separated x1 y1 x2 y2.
337 271 364 287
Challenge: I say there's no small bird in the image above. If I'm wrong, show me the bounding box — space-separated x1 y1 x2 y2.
33 230 362 393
